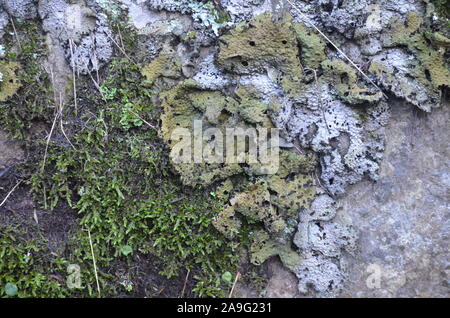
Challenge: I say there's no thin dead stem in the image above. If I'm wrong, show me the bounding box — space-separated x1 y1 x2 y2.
285 0 386 98
127 109 158 131
58 92 76 150
87 229 101 297
69 39 78 116
180 269 190 298
106 31 136 65
41 109 59 173
0 180 23 208
228 272 241 298
9 15 22 50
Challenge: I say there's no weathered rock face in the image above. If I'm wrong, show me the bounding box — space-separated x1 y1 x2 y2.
262 98 449 298
38 0 113 75
0 0 448 298
339 99 449 298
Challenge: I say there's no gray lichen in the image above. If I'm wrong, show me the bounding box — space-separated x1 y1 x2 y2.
39 0 113 74
293 193 358 297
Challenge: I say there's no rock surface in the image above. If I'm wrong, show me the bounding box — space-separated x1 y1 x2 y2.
262 98 449 298
0 0 448 298
0 130 24 176
339 99 449 298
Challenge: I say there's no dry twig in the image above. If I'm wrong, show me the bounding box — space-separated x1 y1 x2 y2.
180 269 190 298
285 0 386 98
0 180 23 208
87 229 101 297
228 272 241 298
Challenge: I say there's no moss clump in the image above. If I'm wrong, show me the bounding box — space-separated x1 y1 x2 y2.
430 0 450 19
0 20 53 138
0 227 69 297
28 56 240 297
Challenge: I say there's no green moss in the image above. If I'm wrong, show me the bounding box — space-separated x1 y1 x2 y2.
29 57 240 297
430 0 450 19
0 226 69 298
0 20 53 138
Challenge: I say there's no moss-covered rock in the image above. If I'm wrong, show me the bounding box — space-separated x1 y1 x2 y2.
267 174 316 218
293 23 327 69
375 12 450 111
322 59 383 104
249 230 300 270
141 49 181 87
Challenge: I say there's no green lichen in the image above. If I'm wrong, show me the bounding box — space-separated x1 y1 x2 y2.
215 179 234 201
249 231 300 270
217 12 303 76
213 156 316 239
217 12 305 97
159 80 244 186
383 12 450 92
322 59 383 104
276 151 316 178
267 174 316 218
293 23 327 69
213 205 242 240
234 85 271 125
0 62 21 102
231 179 286 233
141 52 181 87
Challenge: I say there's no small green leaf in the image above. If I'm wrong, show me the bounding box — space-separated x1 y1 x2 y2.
5 283 18 296
121 245 133 256
221 271 233 283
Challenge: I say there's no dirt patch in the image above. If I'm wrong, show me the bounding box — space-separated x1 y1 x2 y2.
0 130 25 174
